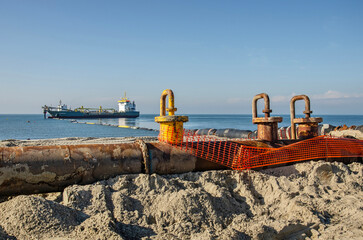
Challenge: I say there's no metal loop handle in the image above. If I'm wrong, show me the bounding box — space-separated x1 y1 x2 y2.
252 93 272 119
160 89 177 116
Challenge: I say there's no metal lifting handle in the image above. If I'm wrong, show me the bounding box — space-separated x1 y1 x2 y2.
252 93 272 119
290 95 312 119
160 89 177 116
290 95 312 139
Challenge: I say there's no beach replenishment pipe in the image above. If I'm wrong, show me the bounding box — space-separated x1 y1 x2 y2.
0 141 225 196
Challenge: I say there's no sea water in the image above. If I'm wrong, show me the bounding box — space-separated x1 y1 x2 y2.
0 114 362 140
0 114 159 140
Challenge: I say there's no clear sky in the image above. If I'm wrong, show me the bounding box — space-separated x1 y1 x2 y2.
1 0 362 115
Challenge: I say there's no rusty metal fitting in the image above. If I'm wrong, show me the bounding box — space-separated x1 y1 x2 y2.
252 93 283 142
253 93 272 119
290 95 323 140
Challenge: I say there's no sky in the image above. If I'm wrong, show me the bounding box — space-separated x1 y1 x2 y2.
0 0 362 115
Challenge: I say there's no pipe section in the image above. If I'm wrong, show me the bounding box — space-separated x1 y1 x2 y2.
0 142 209 196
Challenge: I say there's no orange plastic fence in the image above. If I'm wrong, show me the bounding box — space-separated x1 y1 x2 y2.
159 129 363 170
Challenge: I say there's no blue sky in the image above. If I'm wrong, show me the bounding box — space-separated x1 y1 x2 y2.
0 0 362 115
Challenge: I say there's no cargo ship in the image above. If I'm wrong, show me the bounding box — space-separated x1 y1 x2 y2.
42 94 140 119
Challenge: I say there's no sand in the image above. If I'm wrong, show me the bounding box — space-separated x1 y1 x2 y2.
0 136 159 147
0 160 362 240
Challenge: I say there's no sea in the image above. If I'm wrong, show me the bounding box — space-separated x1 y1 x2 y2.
0 114 362 140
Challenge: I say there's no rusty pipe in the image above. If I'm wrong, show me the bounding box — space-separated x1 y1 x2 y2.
252 93 272 119
290 95 312 139
0 142 226 196
0 143 141 196
160 89 177 116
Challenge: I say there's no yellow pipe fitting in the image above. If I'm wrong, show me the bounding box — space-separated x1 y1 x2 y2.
155 89 188 144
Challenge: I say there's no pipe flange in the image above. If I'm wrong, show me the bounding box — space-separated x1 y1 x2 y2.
293 117 323 124
135 139 151 174
252 117 283 124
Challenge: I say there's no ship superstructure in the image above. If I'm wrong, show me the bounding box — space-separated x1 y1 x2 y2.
43 93 140 119
118 93 137 112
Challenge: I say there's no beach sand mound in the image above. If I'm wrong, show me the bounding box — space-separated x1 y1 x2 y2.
0 160 362 239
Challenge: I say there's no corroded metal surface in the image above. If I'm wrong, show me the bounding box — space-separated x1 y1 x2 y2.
255 122 281 143
290 95 323 140
297 123 320 139
147 143 197 174
252 93 272 119
0 143 142 195
252 93 282 142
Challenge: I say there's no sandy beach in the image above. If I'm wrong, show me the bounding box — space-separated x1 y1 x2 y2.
0 160 362 239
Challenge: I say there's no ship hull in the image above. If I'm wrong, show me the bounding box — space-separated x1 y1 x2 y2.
47 110 140 119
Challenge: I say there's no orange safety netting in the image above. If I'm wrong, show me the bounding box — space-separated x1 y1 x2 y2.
159 129 363 170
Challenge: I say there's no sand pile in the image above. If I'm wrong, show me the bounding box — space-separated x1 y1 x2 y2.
0 160 362 239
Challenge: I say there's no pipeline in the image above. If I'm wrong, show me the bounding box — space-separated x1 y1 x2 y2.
3 89 362 196
192 125 363 140
0 140 225 196
194 128 257 139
